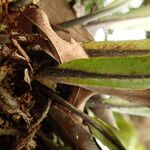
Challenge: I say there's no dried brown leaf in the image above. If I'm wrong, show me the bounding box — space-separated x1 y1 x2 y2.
17 6 88 63
12 38 33 73
66 87 96 122
12 38 30 63
68 87 96 110
12 51 26 60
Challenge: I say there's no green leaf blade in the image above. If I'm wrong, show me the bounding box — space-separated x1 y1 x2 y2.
39 56 150 89
114 113 146 150
58 56 150 76
87 110 126 150
82 39 150 57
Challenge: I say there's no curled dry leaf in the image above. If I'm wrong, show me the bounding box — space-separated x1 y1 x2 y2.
12 38 30 63
12 52 27 61
12 38 33 73
17 5 88 63
68 87 96 111
67 87 96 122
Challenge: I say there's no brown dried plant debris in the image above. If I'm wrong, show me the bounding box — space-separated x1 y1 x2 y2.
0 3 101 150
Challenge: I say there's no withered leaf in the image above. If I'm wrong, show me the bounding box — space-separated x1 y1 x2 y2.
17 6 88 63
68 86 96 111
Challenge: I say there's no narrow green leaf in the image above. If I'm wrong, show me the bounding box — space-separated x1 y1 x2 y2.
113 113 146 150
38 56 150 90
87 109 126 150
88 110 146 150
82 39 150 57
